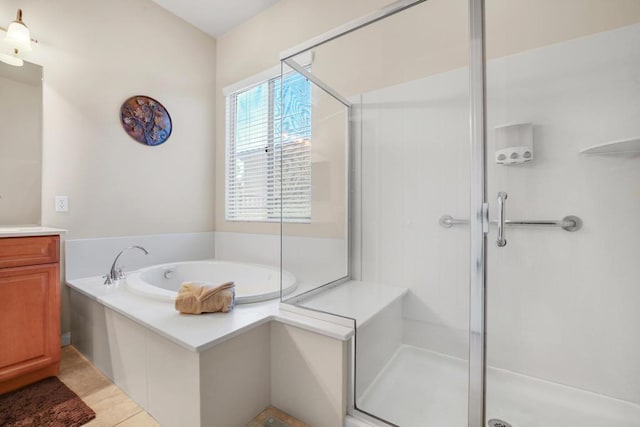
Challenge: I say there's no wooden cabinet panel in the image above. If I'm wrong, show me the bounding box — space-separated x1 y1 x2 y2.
0 236 59 269
0 263 60 393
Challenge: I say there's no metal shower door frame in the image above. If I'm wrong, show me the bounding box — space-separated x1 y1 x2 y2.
468 0 488 426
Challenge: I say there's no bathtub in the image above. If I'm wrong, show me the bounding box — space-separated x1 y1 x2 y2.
125 260 297 304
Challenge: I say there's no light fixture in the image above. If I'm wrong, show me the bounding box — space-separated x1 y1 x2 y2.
0 9 37 67
0 51 23 67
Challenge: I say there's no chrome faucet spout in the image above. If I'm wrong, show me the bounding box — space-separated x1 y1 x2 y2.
104 245 150 285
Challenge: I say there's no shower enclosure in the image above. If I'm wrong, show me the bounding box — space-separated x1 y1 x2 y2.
278 1 640 426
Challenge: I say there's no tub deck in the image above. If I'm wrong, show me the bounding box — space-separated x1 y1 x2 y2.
67 276 352 352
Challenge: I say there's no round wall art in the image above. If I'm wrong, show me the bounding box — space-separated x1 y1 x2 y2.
120 95 172 146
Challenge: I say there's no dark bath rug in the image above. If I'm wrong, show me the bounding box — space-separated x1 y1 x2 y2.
0 376 96 427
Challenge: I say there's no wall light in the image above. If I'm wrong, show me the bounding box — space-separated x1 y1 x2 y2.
0 9 38 67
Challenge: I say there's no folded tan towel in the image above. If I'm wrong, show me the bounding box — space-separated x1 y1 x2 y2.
174 281 235 314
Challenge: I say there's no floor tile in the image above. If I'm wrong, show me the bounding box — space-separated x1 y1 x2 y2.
58 350 113 399
82 384 142 426
247 406 311 427
58 346 151 427
115 411 160 427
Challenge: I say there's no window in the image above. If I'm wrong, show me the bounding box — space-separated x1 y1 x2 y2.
225 69 312 222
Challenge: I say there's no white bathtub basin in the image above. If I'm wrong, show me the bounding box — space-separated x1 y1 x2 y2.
125 260 297 304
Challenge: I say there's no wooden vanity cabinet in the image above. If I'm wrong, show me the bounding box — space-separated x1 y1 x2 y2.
0 235 61 394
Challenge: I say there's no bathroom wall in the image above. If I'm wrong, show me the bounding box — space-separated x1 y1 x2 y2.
215 231 347 295
357 24 640 403
215 0 640 238
0 0 217 240
0 0 217 334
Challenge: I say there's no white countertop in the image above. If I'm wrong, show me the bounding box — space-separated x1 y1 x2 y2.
66 275 355 353
0 226 67 238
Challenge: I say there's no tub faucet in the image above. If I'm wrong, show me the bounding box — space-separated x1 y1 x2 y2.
104 245 150 285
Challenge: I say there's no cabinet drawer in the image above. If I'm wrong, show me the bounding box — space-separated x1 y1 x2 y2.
0 236 60 269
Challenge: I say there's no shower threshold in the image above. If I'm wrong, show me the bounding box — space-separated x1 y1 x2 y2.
356 345 640 427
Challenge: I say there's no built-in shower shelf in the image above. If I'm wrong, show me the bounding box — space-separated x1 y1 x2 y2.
580 137 640 157
298 281 407 328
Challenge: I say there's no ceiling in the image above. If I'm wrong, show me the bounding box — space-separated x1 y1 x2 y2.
151 0 279 38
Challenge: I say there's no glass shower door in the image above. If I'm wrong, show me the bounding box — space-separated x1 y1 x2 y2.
483 2 640 426
344 1 475 425
277 1 478 425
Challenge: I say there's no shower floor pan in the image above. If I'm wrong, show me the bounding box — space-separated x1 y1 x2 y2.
357 345 640 427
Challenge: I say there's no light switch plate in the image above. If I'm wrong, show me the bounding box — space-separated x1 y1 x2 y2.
55 196 69 212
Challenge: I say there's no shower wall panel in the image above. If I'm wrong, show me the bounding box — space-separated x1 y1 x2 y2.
356 23 640 404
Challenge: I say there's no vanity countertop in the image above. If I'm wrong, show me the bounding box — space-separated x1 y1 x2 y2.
0 226 67 238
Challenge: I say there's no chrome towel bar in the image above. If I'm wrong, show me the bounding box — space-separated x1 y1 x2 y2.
439 214 582 232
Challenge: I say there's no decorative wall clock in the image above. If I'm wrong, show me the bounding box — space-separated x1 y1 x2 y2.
120 95 172 146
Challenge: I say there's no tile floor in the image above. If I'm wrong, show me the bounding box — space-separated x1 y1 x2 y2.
58 346 159 427
58 346 309 427
246 406 311 427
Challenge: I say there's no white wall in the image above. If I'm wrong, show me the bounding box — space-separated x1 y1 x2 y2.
485 24 640 404
0 0 216 335
0 0 217 240
357 24 640 404
358 64 471 359
215 231 347 297
65 232 215 280
0 68 42 225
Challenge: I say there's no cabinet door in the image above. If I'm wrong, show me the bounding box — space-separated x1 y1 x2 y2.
0 263 60 382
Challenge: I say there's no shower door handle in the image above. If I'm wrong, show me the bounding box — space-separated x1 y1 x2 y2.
497 192 508 247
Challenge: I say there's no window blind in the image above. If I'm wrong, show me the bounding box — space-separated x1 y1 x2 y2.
225 69 311 222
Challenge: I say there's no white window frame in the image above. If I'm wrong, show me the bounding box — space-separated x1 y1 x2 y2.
224 56 312 223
